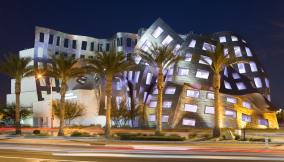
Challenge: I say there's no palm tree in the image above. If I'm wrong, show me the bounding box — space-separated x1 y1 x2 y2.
87 50 135 138
0 54 34 134
46 54 87 136
136 45 184 135
201 43 248 137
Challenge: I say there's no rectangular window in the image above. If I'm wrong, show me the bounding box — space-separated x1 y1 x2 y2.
178 68 189 76
162 115 169 122
80 55 85 59
242 114 251 122
184 104 198 112
161 35 173 46
98 44 103 52
39 32 44 42
72 40 77 49
81 41 87 50
186 89 199 98
148 115 156 122
146 73 152 85
116 96 122 106
236 82 246 90
188 39 196 48
134 71 140 83
224 48 229 58
64 38 69 48
225 109 236 118
152 26 164 38
219 36 226 43
149 101 157 108
205 106 214 114
224 80 232 89
141 40 151 52
182 118 196 126
56 36 60 46
48 34 54 45
207 92 214 99
226 97 237 104
165 87 176 94
224 67 228 77
232 73 240 79
242 101 251 109
163 101 172 108
249 61 258 72
237 63 246 74
152 88 158 94
128 71 133 80
258 118 268 126
37 47 43 58
196 69 209 79
245 47 253 56
231 36 238 41
185 53 192 61
90 42 95 51
254 77 262 88
265 78 269 88
202 42 215 52
106 43 110 51
234 46 242 57
199 55 212 65
126 38 132 47
117 38 123 46
173 44 181 54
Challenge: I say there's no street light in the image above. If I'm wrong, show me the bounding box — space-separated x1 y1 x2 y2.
37 74 54 136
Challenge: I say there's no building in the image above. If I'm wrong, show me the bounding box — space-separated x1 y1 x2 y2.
6 18 278 129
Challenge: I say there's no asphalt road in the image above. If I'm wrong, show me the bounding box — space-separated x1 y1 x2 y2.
0 142 283 162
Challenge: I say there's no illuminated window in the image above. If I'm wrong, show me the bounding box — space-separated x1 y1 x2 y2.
128 71 133 80
126 38 132 47
173 44 181 54
205 106 214 114
245 47 253 57
202 42 216 52
81 41 87 50
146 73 152 85
56 36 60 46
231 36 238 41
48 34 54 44
152 88 158 94
234 46 242 57
148 115 156 122
242 101 251 109
225 109 236 118
232 73 240 79
219 36 226 43
207 92 214 99
39 33 44 42
141 40 151 52
237 63 246 74
236 82 246 90
162 115 169 122
178 68 189 76
226 97 237 104
149 101 157 108
224 67 228 77
184 104 198 112
165 87 176 94
185 53 192 61
64 38 69 48
161 35 173 46
196 69 209 79
37 47 43 58
163 101 172 108
188 39 196 48
249 61 258 72
134 71 140 83
254 77 262 88
224 48 229 58
242 114 251 122
258 118 268 126
186 90 199 98
152 26 164 38
116 96 122 106
182 118 196 126
72 40 77 49
265 78 270 88
199 55 212 65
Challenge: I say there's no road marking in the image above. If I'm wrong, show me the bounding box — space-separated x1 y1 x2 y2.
53 152 284 161
0 155 95 162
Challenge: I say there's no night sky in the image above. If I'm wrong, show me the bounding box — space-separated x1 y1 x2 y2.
0 0 283 107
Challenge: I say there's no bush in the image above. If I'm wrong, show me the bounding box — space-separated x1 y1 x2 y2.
188 133 197 139
33 130 40 135
234 134 241 140
249 137 271 142
70 131 91 137
118 133 185 141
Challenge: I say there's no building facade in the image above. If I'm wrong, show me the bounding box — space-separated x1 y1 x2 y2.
6 18 278 129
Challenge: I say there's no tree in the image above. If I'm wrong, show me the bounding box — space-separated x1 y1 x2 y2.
136 45 184 135
201 43 248 137
46 54 87 136
0 104 32 124
53 100 86 126
0 54 34 134
111 100 130 127
86 50 135 138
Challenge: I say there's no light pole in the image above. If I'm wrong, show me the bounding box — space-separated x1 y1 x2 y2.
37 74 54 136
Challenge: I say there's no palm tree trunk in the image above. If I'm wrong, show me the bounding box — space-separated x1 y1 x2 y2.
156 68 164 135
15 79 21 135
105 74 113 138
58 81 67 136
213 73 223 137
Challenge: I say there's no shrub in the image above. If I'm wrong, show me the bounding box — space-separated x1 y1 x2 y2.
70 131 91 137
33 130 40 135
249 137 271 142
234 134 241 140
118 133 185 141
188 133 198 139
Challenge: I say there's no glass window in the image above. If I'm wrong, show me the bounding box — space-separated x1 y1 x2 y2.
117 38 123 46
237 63 246 74
165 87 176 94
224 48 229 58
134 71 140 83
149 101 157 108
254 77 262 88
56 36 60 46
182 118 196 126
265 78 270 88
72 40 77 49
185 53 192 61
64 38 69 48
258 118 268 126
219 36 226 43
39 33 44 42
152 26 164 38
128 71 133 80
196 69 210 79
161 35 173 46
106 43 110 51
226 97 237 104
242 101 251 109
148 115 156 122
207 92 214 99
116 96 122 106
48 34 54 45
205 106 214 114
199 55 212 65
163 101 172 108
116 81 122 90
167 68 173 75
162 115 169 122
126 38 132 47
178 68 189 76
141 40 151 52
186 90 199 98
152 88 158 94
188 39 196 48
231 36 238 41
90 42 95 51
81 41 87 50
236 82 246 90
37 47 43 58
232 73 240 79
184 104 198 112
225 109 236 118
224 67 228 77
146 73 152 85
242 114 251 122
245 47 253 57
202 42 216 52
234 46 242 57
224 80 232 89
173 44 181 54
249 61 258 72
